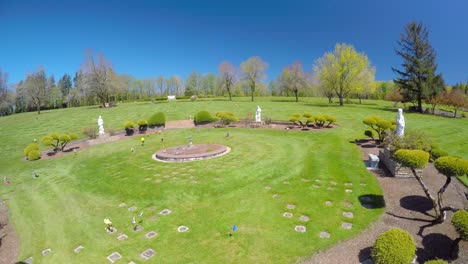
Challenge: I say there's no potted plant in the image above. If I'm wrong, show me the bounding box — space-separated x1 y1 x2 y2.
138 119 148 133
124 121 135 136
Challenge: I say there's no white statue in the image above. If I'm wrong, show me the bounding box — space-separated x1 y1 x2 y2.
395 108 405 137
255 106 262 122
98 116 105 135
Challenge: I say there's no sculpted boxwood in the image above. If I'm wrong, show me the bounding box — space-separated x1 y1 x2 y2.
371 228 416 264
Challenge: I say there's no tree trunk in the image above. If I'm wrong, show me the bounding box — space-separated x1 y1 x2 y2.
295 91 298 102
339 95 344 106
437 176 453 222
328 97 333 103
359 97 362 104
417 95 423 113
412 168 440 219
453 109 457 118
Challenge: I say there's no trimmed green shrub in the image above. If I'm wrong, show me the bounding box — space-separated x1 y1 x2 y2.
194 111 217 125
364 130 374 139
42 133 78 152
435 156 468 177
28 150 41 161
394 149 429 169
424 260 448 264
138 119 148 126
124 121 135 129
363 116 394 141
148 112 166 127
138 119 148 133
452 210 468 241
24 143 39 157
82 127 97 139
430 148 449 160
314 115 326 127
215 112 239 126
289 113 314 128
324 115 337 127
371 228 416 264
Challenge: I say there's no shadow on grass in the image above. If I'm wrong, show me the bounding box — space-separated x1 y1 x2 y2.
359 194 385 209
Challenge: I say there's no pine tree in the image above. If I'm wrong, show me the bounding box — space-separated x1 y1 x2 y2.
393 22 441 113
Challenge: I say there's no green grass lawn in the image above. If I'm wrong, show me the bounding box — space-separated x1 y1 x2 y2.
0 97 466 263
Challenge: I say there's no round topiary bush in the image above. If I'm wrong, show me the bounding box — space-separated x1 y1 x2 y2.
452 210 468 241
28 150 41 161
435 156 468 177
124 121 135 129
394 149 430 169
430 148 449 160
371 228 416 264
148 112 166 127
194 111 217 125
24 143 39 157
424 260 448 264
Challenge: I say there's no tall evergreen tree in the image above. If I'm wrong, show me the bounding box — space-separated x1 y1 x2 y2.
392 22 440 113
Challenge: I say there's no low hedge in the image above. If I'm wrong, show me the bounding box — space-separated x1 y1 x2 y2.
424 260 448 264
124 121 135 129
194 111 217 125
371 228 416 264
148 112 166 127
430 148 449 160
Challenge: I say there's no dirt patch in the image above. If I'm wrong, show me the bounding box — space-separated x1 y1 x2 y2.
304 139 468 264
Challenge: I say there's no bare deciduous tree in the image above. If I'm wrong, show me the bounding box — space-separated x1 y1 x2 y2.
25 68 47 114
278 61 308 102
218 61 237 101
80 50 121 107
240 56 268 102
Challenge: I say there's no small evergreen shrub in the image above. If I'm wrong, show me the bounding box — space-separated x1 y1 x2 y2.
215 112 239 126
148 112 166 127
394 149 429 169
435 156 468 177
371 228 416 264
364 130 374 139
24 143 39 157
138 119 148 126
28 149 41 161
452 210 468 241
83 127 98 139
324 115 337 127
430 148 449 160
424 260 448 264
363 116 394 141
42 133 78 152
194 111 217 125
289 113 314 128
314 115 326 127
386 131 432 153
124 121 135 129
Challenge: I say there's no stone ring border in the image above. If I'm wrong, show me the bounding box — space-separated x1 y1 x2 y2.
152 145 231 163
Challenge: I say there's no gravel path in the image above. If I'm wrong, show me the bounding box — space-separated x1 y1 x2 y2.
303 143 467 264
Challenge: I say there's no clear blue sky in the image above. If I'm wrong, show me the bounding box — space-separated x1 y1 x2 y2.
1 0 467 86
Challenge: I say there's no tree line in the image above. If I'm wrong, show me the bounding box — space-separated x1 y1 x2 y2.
0 22 466 115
